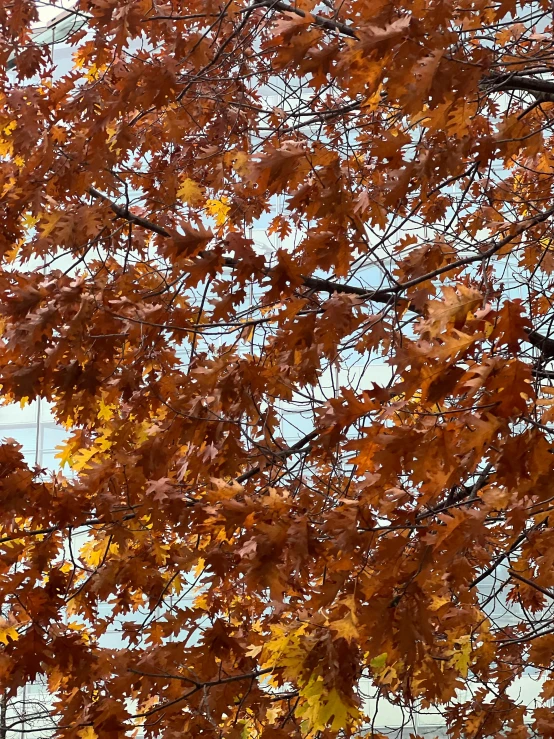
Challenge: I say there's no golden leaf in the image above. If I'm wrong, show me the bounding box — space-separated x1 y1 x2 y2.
297 676 360 733
329 611 359 642
232 151 249 175
205 197 230 226
0 622 18 645
370 652 388 671
78 726 97 739
177 177 205 206
448 635 472 678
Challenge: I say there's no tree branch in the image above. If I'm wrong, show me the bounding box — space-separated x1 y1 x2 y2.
484 73 554 102
527 330 554 357
509 569 554 600
88 188 554 354
244 0 358 39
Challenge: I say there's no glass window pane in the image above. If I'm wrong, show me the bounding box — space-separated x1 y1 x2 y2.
0 425 38 450
40 451 61 470
42 425 68 451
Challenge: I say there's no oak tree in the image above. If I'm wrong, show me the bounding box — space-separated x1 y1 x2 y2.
0 0 554 737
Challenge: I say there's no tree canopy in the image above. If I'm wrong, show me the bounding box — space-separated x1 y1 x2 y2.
1 0 554 737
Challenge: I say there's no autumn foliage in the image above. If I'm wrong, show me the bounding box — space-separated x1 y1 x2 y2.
2 0 554 737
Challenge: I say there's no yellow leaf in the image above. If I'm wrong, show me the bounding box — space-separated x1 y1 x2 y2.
266 706 281 724
134 420 150 445
78 727 97 739
71 446 96 471
297 677 359 733
85 63 106 82
5 243 20 264
95 434 113 452
97 398 115 422
177 177 205 206
152 540 170 565
3 121 16 137
69 622 90 642
39 211 62 239
0 537 24 549
232 151 249 176
205 197 230 226
429 594 451 611
329 612 359 643
48 666 64 692
0 140 12 157
193 592 209 610
55 442 74 469
67 621 85 631
245 644 263 658
79 537 116 568
448 635 472 678
22 213 39 230
193 557 205 577
0 622 19 645
363 83 383 113
370 652 388 671
170 573 183 595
